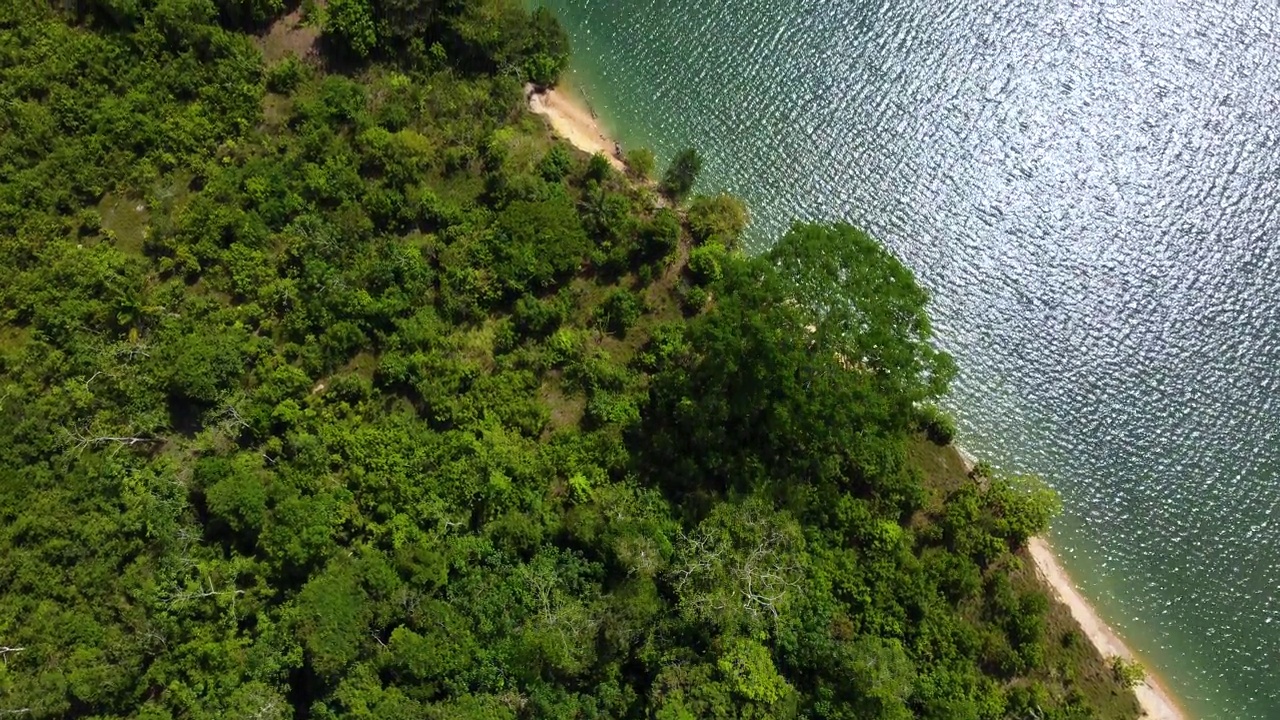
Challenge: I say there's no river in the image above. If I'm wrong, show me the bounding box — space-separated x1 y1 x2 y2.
538 0 1280 716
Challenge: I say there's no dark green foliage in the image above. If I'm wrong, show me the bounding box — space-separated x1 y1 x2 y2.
537 143 573 181
661 147 703 201
523 7 571 87
266 54 305 93
0 5 1135 720
595 288 642 337
918 403 958 445
492 194 590 293
642 207 682 260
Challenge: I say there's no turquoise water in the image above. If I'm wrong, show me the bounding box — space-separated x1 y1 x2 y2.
540 1 1280 716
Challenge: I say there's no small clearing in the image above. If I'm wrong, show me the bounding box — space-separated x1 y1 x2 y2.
258 7 321 64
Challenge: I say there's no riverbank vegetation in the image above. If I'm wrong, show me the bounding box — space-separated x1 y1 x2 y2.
0 1 1138 717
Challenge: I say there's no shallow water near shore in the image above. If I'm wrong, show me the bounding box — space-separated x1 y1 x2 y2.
539 0 1280 716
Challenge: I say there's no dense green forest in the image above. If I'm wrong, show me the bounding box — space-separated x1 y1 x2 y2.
0 1 1141 718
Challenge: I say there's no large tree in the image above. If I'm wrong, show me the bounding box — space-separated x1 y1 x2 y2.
638 223 954 513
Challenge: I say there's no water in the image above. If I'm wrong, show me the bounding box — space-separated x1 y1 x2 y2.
538 0 1280 716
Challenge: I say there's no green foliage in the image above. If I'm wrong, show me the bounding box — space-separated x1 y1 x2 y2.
492 194 590 293
661 147 703 201
0 6 1135 720
624 147 656 181
642 208 682 260
266 54 306 93
917 403 957 445
596 288 643 337
1111 656 1146 689
687 243 726 285
523 7 571 86
537 143 573 182
324 0 377 58
687 193 749 247
717 637 797 708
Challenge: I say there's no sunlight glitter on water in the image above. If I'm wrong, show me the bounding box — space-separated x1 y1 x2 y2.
541 0 1280 716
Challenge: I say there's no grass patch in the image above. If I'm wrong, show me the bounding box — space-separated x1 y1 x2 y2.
97 192 149 256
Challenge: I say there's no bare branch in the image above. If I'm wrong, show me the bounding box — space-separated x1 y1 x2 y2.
164 573 245 607
62 426 162 454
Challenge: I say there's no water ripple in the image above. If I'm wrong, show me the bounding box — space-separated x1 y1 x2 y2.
547 0 1280 715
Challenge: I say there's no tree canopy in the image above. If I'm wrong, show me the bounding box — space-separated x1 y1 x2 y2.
0 3 1139 719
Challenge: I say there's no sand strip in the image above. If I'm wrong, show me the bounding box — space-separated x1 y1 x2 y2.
527 81 1191 719
527 85 625 170
1028 538 1188 720
954 448 1188 718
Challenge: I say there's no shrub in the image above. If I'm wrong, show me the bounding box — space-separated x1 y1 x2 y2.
624 148 655 180
323 0 377 58
686 244 724 285
538 144 573 182
681 285 708 315
642 209 681 261
1110 656 1146 689
595 288 642 337
513 293 568 340
585 153 613 182
686 193 748 247
917 404 957 445
267 55 306 94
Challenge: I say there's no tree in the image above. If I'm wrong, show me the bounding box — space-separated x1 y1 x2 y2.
325 0 377 58
522 7 570 86
769 223 956 408
595 288 642 337
686 193 748 246
661 147 702 201
670 497 805 632
0 5 1132 717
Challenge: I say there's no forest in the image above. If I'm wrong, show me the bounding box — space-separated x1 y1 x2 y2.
0 1 1140 718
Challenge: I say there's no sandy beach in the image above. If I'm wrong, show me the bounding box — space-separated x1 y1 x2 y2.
530 84 1191 720
527 85 625 170
1028 538 1189 720
955 451 1189 718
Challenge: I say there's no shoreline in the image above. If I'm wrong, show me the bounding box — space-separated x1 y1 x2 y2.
527 84 625 170
1027 537 1189 720
527 83 1191 720
957 449 1189 719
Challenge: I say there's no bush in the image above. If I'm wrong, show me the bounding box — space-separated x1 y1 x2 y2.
624 148 655 181
538 144 573 182
686 244 724 285
686 193 748 247
513 293 568 340
642 209 681 261
77 208 102 236
267 55 306 93
917 404 957 445
323 0 377 58
1110 656 1146 689
595 288 642 337
585 153 614 182
681 285 708 315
